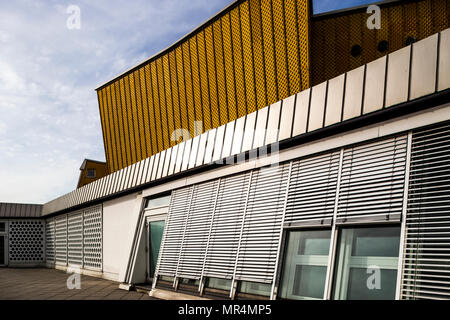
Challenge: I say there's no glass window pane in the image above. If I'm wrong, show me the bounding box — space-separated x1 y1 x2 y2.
279 229 331 300
206 277 232 291
333 226 401 300
146 194 171 209
0 222 5 233
347 268 398 300
238 281 271 297
293 265 328 299
352 227 400 257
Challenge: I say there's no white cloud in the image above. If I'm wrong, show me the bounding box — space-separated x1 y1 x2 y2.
0 0 232 204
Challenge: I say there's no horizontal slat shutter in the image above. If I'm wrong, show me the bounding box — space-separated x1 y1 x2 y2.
55 215 67 265
235 164 290 283
337 135 408 223
177 180 220 279
45 219 55 263
68 211 83 267
156 186 192 277
203 172 251 279
284 152 340 227
402 123 450 300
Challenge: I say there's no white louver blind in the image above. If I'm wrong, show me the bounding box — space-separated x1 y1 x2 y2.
235 164 290 283
68 211 83 267
337 136 408 223
156 186 193 277
177 180 220 279
55 215 67 265
45 219 56 263
203 172 251 279
402 123 450 300
284 152 340 227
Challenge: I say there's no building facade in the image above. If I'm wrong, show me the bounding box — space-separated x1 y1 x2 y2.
39 23 450 299
3 0 450 301
96 0 450 173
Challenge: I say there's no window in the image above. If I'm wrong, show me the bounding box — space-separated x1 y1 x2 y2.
332 226 400 300
179 278 200 286
279 229 331 300
238 281 271 297
146 194 171 209
205 277 232 291
0 222 5 233
86 168 96 178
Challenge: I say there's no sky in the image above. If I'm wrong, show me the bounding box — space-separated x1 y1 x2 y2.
0 0 371 205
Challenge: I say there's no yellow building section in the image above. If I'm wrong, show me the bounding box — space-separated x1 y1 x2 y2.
96 0 311 172
311 0 450 85
77 159 109 189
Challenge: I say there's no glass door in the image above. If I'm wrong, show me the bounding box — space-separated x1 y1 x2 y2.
148 220 165 281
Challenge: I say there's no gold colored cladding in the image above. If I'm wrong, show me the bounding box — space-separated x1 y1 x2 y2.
261 0 278 105
213 18 228 125
150 61 164 152
129 71 143 162
175 45 190 138
310 0 450 85
231 6 248 118
113 81 127 169
240 1 257 114
123 75 137 166
169 50 182 144
134 70 147 160
144 64 158 154
205 25 221 128
162 54 175 147
98 0 313 171
273 0 289 99
182 40 196 136
297 0 310 90
106 85 118 172
119 77 132 166
285 0 301 96
156 58 170 150
189 36 203 135
249 0 267 110
222 13 238 121
198 31 212 131
139 67 152 156
98 89 112 173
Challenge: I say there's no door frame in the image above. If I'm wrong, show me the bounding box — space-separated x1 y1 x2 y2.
144 207 168 283
0 220 9 267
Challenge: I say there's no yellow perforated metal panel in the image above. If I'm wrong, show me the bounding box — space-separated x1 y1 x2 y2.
169 51 181 144
123 75 136 166
205 25 221 128
144 64 158 154
273 0 289 99
139 68 151 158
97 0 313 171
240 1 257 114
213 19 228 125
113 81 126 169
197 31 212 131
222 13 238 121
231 7 247 118
261 0 278 105
162 55 175 147
311 0 449 85
129 72 142 162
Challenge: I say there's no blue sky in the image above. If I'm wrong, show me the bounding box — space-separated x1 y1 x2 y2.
0 0 371 204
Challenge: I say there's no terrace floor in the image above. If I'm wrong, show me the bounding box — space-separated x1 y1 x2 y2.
0 267 156 300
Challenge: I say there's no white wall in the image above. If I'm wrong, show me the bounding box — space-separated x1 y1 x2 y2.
102 192 143 282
